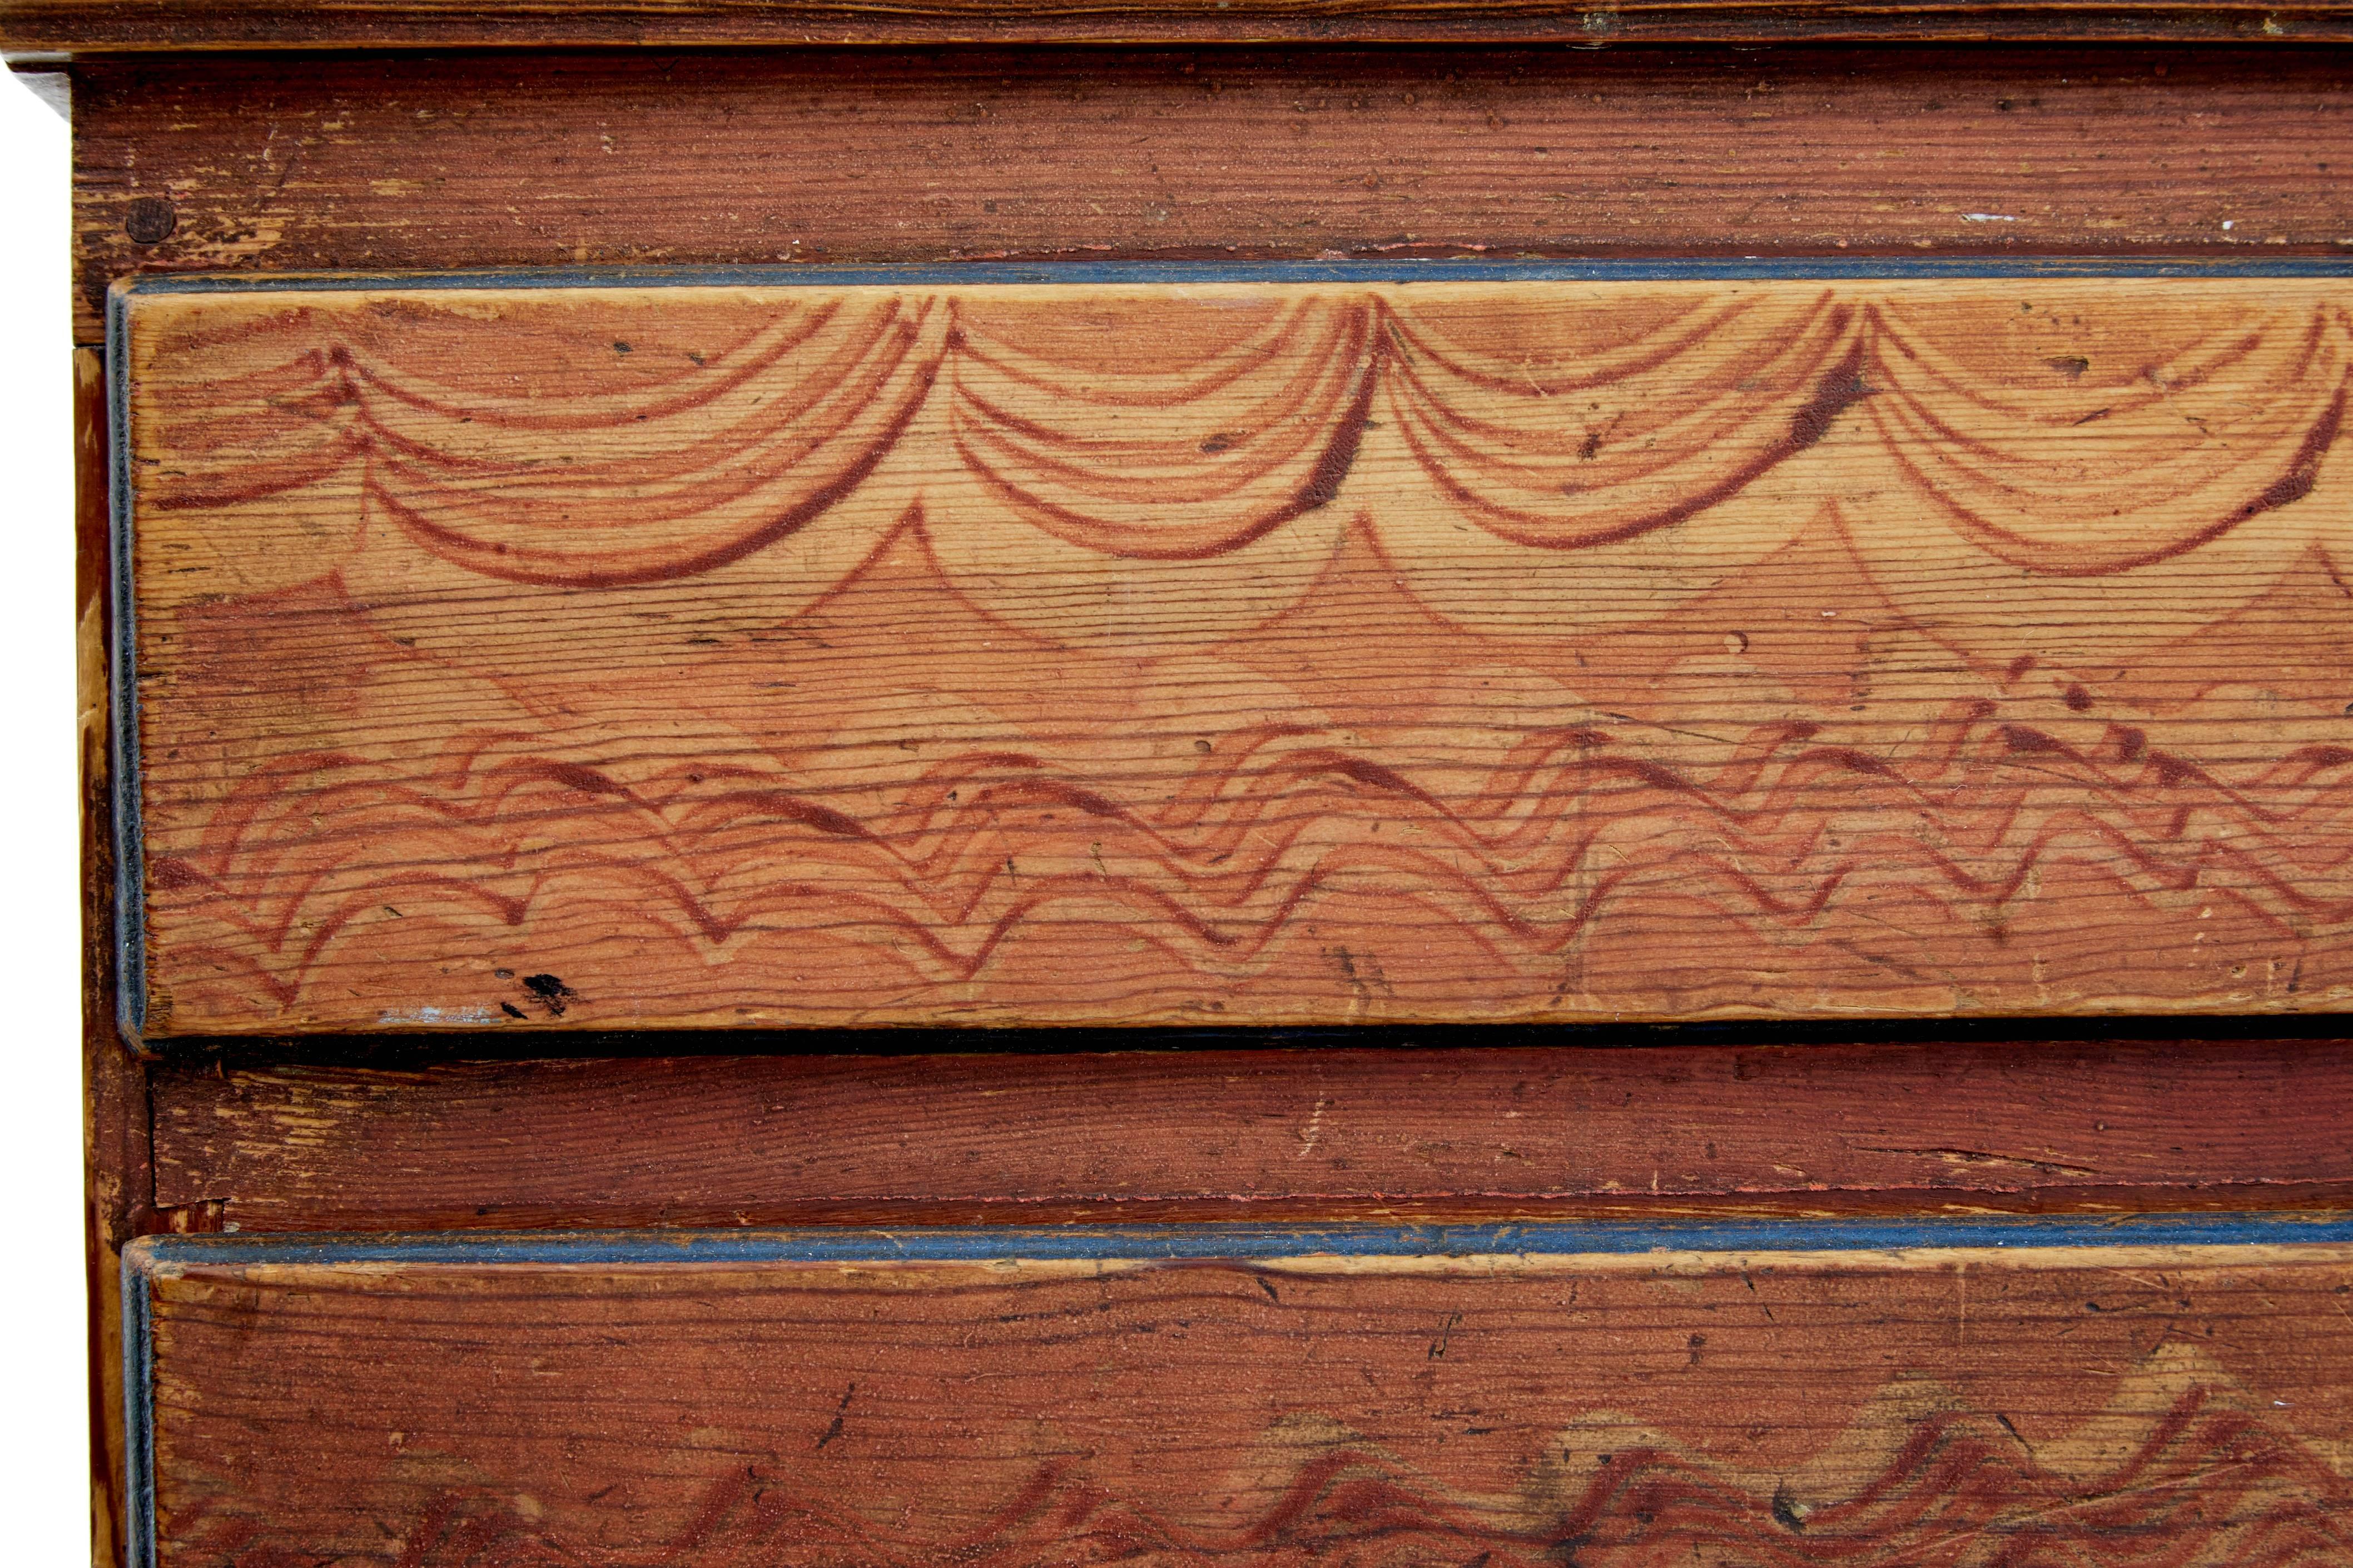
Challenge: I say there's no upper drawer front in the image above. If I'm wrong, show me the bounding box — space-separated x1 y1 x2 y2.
115 266 2353 1035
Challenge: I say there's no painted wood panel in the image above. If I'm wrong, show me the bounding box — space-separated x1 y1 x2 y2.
128 1219 2353 1567
149 1040 2353 1230
117 268 2353 1032
67 49 2353 344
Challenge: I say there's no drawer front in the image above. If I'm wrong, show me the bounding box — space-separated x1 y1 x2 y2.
128 1217 2353 1566
115 265 2353 1036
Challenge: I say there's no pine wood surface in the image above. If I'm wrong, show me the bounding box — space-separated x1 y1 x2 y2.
123 275 2353 1031
147 1041 2353 1229
66 33 2353 1568
136 1237 2353 1565
14 0 2353 51
66 47 2353 345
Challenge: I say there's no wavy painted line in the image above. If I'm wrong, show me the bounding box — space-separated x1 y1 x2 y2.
147 749 2353 1000
159 1377 2353 1567
155 774 2353 964
373 375 943 588
165 708 2353 899
137 287 2353 583
1381 290 1848 470
1403 334 1877 552
947 293 1335 407
949 303 1381 561
338 301 850 430
1377 288 1765 397
1865 302 2351 576
1869 302 2285 426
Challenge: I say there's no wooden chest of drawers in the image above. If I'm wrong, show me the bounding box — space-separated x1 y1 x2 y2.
9 4 2353 1562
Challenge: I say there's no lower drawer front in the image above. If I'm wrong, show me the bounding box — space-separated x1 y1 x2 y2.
133 1221 2353 1566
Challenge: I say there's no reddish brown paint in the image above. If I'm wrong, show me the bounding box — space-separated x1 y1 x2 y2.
138 1245 2353 1566
151 1041 2353 1231
66 48 2353 342
56 29 2353 1566
18 0 2353 52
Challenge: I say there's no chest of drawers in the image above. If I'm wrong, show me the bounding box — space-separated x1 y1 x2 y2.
8 5 2353 1562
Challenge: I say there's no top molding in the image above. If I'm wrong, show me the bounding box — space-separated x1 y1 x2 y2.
9 0 2353 53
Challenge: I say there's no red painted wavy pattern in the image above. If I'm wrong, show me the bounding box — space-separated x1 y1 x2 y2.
161 1367 2353 1566
135 282 2350 590
123 281 2353 1026
143 670 2353 1009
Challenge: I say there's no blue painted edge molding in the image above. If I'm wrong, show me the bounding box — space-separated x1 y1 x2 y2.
119 1211 2353 1568
117 1209 2353 1268
101 255 2353 1042
106 287 146 1043
121 1243 154 1568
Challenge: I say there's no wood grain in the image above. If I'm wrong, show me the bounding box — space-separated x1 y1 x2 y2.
121 274 2353 1031
134 1233 2353 1566
16 0 2353 52
66 47 2353 344
148 1041 2353 1229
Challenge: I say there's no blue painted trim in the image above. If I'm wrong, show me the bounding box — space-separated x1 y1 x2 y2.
125 1211 2353 1270
102 255 2353 1037
118 1210 2353 1564
106 287 147 1045
110 257 2353 296
121 1244 156 1568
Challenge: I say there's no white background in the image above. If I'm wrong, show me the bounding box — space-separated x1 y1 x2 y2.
0 61 96 1565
